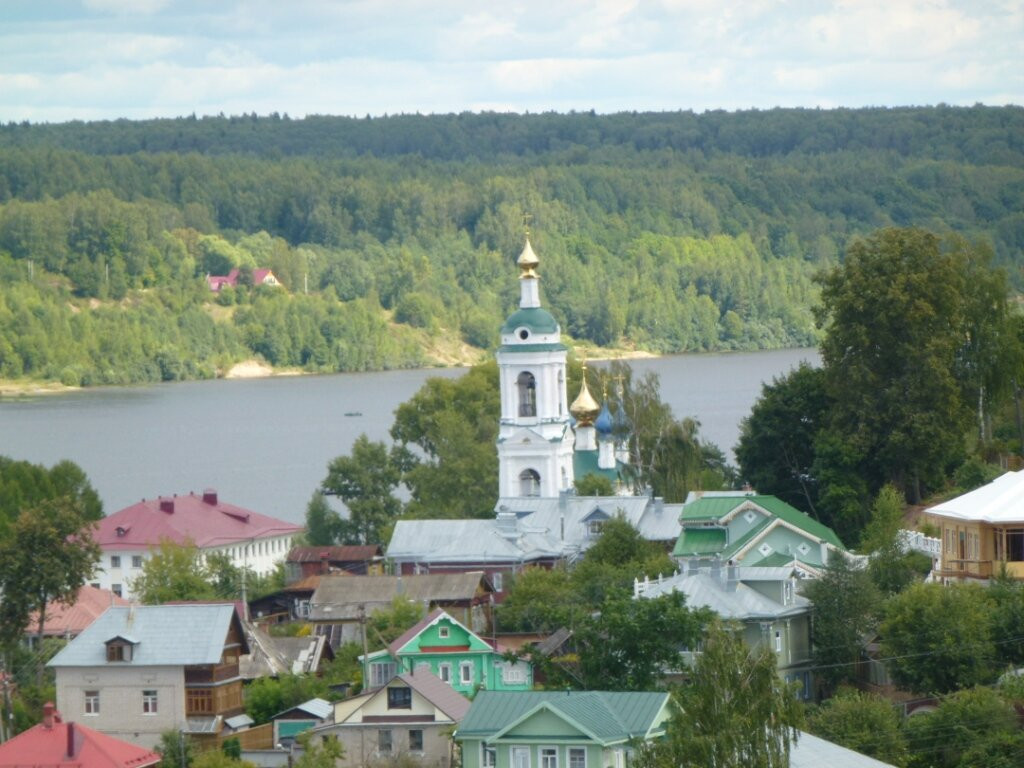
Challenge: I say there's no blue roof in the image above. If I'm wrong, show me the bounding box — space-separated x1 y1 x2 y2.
48 604 241 667
595 403 613 435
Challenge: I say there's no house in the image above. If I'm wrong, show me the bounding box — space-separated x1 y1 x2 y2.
790 731 900 768
241 625 334 680
361 609 532 696
308 572 495 649
672 491 845 571
26 585 129 645
94 489 302 600
207 268 281 292
249 574 322 622
286 545 384 581
927 469 1024 581
455 690 674 768
270 698 333 747
47 604 250 749
312 668 470 768
635 562 815 698
0 702 160 768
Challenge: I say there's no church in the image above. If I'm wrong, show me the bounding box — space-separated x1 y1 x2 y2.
386 236 681 596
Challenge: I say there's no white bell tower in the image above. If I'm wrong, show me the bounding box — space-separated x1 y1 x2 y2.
496 236 575 498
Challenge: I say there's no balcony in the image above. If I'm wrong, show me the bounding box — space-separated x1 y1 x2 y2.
184 663 240 685
934 559 994 579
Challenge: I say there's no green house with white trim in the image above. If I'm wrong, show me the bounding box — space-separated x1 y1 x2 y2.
455 690 674 768
673 492 845 570
362 609 532 696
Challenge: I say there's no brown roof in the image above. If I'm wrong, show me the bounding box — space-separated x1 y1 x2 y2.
283 574 323 593
309 572 490 621
287 546 382 564
398 668 471 721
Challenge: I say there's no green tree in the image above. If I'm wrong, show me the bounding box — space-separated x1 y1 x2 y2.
988 568 1024 667
0 498 100 684
862 485 930 594
367 595 426 648
803 553 881 695
903 686 1021 768
321 435 403 545
735 363 828 516
156 729 196 768
496 566 576 633
130 539 218 604
303 492 341 546
881 582 997 694
574 473 614 496
243 674 328 725
807 689 908 767
569 515 675 606
633 621 804 768
293 732 345 768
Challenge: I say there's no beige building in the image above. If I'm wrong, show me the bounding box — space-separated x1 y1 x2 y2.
928 470 1024 581
310 668 469 767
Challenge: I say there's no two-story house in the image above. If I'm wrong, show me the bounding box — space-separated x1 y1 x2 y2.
673 491 845 571
361 609 532 696
455 690 674 768
47 604 249 749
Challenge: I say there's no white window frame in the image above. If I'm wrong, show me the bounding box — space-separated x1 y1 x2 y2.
142 689 158 715
369 661 397 688
84 690 100 715
459 661 474 685
132 555 143 568
774 629 782 653
512 746 531 768
110 555 121 569
568 748 587 768
438 626 450 639
482 745 498 768
541 746 559 768
492 572 504 592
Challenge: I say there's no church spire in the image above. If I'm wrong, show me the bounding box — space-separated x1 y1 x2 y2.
516 231 541 309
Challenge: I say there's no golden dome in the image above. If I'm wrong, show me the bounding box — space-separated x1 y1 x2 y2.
570 365 600 426
517 236 539 279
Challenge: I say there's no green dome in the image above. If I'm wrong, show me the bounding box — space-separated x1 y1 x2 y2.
501 306 559 336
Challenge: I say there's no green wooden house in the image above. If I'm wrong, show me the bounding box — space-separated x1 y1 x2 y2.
673 492 845 570
362 609 532 696
455 690 674 768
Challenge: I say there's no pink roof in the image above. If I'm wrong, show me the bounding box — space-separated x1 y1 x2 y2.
0 706 160 768
28 586 129 638
252 268 274 284
96 489 302 551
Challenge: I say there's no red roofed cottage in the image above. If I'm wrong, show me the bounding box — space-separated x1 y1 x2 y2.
94 489 301 601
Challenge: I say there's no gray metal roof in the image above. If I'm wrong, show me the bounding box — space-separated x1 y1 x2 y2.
48 604 238 668
638 572 808 621
388 519 564 564
790 731 898 768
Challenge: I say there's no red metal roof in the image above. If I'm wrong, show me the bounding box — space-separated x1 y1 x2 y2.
287 545 382 563
0 706 160 768
96 490 302 550
27 586 129 638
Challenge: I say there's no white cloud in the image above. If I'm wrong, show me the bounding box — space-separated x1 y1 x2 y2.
82 0 170 15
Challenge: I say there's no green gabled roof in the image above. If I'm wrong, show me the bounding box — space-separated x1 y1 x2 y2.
749 552 809 568
573 450 624 484
456 691 670 744
672 527 727 557
501 307 559 335
679 495 845 549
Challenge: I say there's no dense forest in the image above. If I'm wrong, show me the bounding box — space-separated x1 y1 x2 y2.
0 106 1021 386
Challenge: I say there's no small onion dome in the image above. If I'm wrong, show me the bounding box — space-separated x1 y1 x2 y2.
517 237 539 279
613 402 630 432
570 373 600 426
595 402 614 436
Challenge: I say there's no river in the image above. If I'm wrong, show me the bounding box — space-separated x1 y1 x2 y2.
0 348 818 524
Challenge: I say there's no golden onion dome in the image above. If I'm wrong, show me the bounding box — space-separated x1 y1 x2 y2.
517 236 539 279
570 366 600 426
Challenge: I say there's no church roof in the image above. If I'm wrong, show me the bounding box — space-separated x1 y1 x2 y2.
500 306 559 335
572 450 623 484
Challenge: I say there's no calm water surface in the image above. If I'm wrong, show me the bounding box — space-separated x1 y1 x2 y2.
0 348 818 524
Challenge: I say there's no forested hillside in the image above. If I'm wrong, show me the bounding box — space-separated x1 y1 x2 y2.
0 106 1021 387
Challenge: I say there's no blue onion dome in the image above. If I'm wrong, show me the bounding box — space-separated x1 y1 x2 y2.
595 402 614 436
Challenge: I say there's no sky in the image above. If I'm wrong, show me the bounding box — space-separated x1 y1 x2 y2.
1 0 1022 123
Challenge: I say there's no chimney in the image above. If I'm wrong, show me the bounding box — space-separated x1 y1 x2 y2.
202 489 218 506
43 701 56 729
496 508 517 537
726 561 738 592
159 498 174 514
710 556 722 583
66 722 75 759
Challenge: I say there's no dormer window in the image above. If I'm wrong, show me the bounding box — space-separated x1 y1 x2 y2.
105 636 136 662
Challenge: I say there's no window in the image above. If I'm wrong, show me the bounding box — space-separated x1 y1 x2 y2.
1008 529 1024 562
84 690 99 715
110 555 121 568
387 686 412 710
378 729 393 753
519 469 541 497
541 747 558 768
369 661 396 688
587 520 603 536
132 555 143 568
409 729 423 751
500 661 528 685
568 748 586 768
774 630 782 653
439 663 452 683
142 689 158 714
106 641 132 662
512 746 531 768
438 626 450 639
517 372 537 417
111 584 122 598
483 746 497 768
459 661 474 685
492 572 504 592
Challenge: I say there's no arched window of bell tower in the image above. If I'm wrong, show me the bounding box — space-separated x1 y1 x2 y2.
558 370 565 415
519 469 541 497
517 372 537 417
